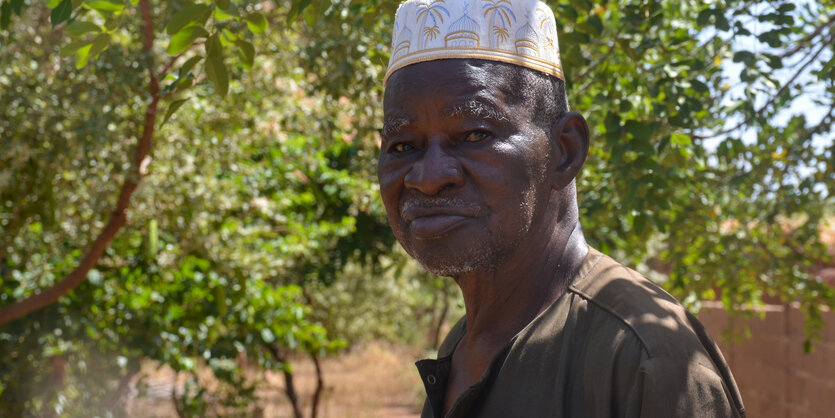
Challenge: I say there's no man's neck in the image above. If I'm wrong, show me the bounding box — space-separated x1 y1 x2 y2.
440 221 588 415
454 221 588 352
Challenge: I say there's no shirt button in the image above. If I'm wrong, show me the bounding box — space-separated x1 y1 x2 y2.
427 374 437 385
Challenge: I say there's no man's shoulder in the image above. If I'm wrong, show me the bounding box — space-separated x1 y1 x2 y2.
568 247 710 360
566 249 745 416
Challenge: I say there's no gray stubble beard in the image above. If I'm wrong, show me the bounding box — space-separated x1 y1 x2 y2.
410 235 505 278
397 175 542 278
399 195 537 278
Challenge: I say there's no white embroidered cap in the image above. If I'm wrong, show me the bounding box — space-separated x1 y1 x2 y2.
385 0 564 85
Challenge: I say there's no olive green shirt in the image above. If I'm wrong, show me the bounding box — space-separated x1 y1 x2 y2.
416 247 745 417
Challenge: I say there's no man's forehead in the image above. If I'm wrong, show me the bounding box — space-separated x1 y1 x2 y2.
384 95 506 122
386 59 492 92
382 93 509 139
384 65 511 114
383 59 516 107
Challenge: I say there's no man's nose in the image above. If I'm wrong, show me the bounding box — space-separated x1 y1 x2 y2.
404 141 464 195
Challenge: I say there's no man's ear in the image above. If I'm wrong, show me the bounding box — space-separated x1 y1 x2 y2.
549 111 590 190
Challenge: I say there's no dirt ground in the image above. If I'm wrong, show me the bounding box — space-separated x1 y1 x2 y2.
126 342 425 417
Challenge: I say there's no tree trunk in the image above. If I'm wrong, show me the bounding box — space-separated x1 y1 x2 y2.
172 372 185 418
265 345 304 418
310 353 324 418
109 358 141 413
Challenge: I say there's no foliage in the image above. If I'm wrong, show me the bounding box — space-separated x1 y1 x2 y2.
289 0 835 342
0 0 833 415
0 2 384 414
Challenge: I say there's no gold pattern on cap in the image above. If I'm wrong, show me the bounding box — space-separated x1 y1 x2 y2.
386 0 565 84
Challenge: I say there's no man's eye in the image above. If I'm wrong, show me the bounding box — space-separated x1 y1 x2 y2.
392 143 414 153
463 130 490 142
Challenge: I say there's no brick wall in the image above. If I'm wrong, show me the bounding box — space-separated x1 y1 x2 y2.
699 303 835 418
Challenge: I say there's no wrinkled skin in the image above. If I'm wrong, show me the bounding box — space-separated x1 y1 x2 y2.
379 60 553 276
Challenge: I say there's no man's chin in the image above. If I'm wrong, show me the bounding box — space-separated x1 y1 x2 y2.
407 245 501 278
416 258 479 278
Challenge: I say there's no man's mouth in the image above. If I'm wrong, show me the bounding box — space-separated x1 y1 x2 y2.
401 205 480 240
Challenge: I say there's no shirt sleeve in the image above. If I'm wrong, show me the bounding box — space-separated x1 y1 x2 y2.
625 357 743 418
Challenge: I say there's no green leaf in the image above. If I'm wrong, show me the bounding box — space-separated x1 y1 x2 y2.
734 22 751 36
179 55 203 77
167 25 208 55
84 0 124 13
762 53 783 70
777 3 796 13
286 0 311 24
162 98 189 125
104 16 119 30
166 4 211 35
148 218 158 255
74 43 93 68
715 14 730 31
244 12 267 34
235 40 254 70
214 6 233 20
732 51 755 65
758 29 784 48
88 33 110 60
60 39 93 56
10 0 22 15
696 9 712 27
624 120 654 142
586 14 603 35
216 0 229 11
51 0 73 28
560 31 589 44
670 132 692 147
1 2 11 30
66 20 101 37
205 34 228 96
303 4 317 27
177 77 194 90
220 28 237 45
604 112 621 134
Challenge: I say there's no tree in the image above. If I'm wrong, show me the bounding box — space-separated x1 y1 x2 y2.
0 0 273 326
1 0 833 415
1 1 386 415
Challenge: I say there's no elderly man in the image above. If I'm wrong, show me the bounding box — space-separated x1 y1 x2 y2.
377 1 745 417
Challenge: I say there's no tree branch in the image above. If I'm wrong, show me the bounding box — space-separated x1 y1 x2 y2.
780 14 835 60
694 34 831 140
157 41 206 79
158 52 184 80
0 0 160 325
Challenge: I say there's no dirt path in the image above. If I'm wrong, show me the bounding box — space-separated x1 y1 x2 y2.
127 342 424 417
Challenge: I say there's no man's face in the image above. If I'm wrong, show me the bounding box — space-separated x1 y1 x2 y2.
378 60 556 276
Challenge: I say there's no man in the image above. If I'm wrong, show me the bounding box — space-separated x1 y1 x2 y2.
377 1 745 417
